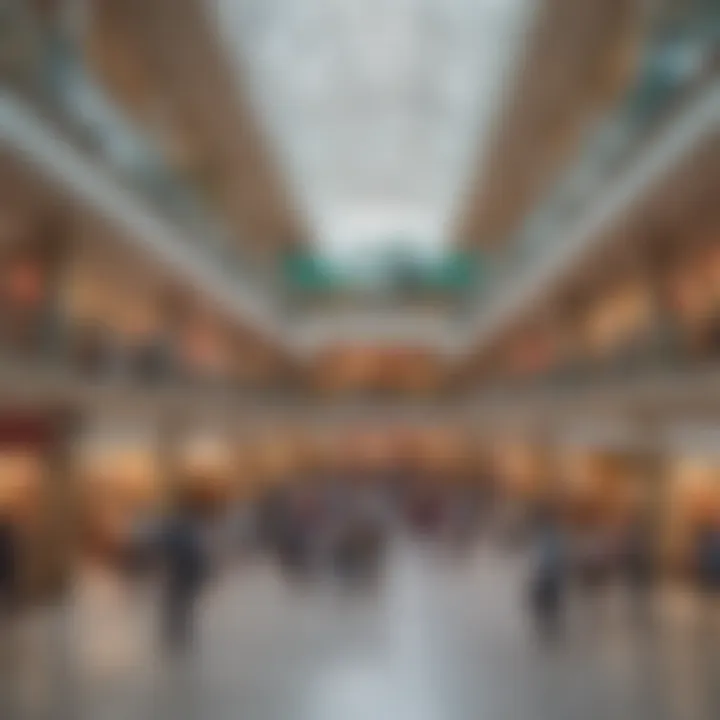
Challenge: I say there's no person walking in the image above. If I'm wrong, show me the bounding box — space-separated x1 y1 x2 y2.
0 510 19 619
161 501 209 653
528 508 567 640
695 516 720 619
620 511 656 623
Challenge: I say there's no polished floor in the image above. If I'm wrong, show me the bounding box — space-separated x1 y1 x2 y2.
3 541 720 720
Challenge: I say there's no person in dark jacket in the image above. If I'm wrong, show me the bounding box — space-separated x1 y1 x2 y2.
0 512 19 613
696 519 720 597
620 512 656 622
528 508 567 640
161 504 208 652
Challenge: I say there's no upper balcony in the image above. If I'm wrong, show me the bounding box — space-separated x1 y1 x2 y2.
456 1 720 354
0 0 717 361
0 0 293 339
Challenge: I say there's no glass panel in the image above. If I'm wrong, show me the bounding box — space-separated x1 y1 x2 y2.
468 0 720 311
211 0 533 262
0 2 265 287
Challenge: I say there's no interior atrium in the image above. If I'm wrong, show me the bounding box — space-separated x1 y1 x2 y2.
0 1 719 718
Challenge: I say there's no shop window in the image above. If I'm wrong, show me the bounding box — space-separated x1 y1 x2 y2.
665 457 720 570
668 241 720 357
79 441 162 567
583 282 653 361
180 323 233 381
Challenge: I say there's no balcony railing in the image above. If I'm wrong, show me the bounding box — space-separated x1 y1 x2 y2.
479 313 720 406
0 2 273 296
465 2 720 313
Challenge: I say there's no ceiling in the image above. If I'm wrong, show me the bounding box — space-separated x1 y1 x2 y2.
82 0 308 260
210 0 533 263
453 0 645 248
29 0 648 265
4 0 715 374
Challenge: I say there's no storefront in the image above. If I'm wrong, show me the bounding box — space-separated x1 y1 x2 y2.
664 455 720 572
581 279 655 364
555 449 650 528
62 259 166 376
78 428 162 566
490 441 552 502
0 410 75 600
667 238 720 358
0 242 63 357
176 433 237 513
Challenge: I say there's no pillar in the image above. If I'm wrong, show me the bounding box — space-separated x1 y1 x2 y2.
156 411 186 512
551 289 591 385
531 432 564 507
159 287 194 382
27 406 82 602
632 414 671 571
632 236 682 369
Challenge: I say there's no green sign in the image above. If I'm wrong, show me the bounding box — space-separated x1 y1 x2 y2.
283 250 480 296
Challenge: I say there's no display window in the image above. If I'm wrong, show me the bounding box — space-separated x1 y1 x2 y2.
180 319 234 379
79 438 162 564
664 457 720 569
667 241 720 351
555 451 648 526
0 412 66 599
252 434 300 487
415 429 468 480
491 443 547 501
0 451 44 582
312 347 443 395
582 281 654 360
177 435 235 512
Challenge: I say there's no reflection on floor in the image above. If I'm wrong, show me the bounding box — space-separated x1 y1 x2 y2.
3 541 720 720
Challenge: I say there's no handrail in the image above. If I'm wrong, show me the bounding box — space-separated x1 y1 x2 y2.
3 353 720 431
0 3 271 291
455 72 720 354
0 93 285 341
464 5 720 312
0 1 717 355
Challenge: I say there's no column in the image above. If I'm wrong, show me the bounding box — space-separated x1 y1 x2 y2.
551 289 591 386
532 432 564 506
30 407 82 602
633 237 682 370
39 215 74 361
632 414 671 572
156 410 186 512
159 287 194 383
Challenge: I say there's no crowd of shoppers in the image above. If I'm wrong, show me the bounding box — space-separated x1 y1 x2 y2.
526 503 668 640
53 469 720 654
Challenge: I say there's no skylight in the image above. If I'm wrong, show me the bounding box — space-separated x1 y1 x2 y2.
210 0 533 263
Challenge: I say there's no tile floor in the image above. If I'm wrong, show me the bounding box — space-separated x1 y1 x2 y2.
2 541 720 720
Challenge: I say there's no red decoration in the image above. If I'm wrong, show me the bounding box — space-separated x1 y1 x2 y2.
5 261 46 308
0 414 56 448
